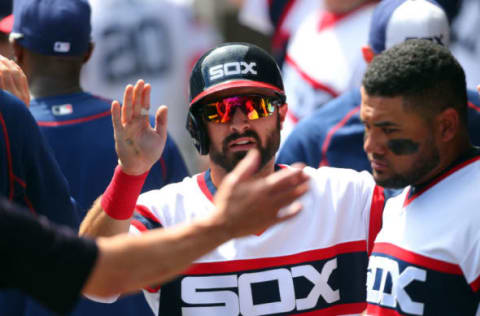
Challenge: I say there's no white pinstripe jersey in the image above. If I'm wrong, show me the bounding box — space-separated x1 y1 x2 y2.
130 166 385 316
366 156 480 315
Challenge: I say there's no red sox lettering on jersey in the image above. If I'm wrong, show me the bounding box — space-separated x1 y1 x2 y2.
366 155 480 316
127 166 385 316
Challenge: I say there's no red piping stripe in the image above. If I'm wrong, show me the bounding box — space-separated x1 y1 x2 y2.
196 172 214 202
37 110 111 127
131 219 148 232
293 302 366 315
403 155 480 207
468 101 480 112
470 274 480 292
184 240 366 275
366 304 403 316
159 157 167 181
368 185 384 256
0 112 15 200
317 1 376 31
135 205 161 225
318 105 360 167
285 55 339 97
372 242 462 275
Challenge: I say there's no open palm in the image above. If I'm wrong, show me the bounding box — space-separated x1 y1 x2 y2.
111 80 168 175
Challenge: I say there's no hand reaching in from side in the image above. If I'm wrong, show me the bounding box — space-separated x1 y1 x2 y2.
211 150 310 238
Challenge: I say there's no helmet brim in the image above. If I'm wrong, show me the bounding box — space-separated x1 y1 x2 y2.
190 80 285 107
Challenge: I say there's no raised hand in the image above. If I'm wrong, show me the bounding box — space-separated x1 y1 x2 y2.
0 56 30 107
111 80 168 175
212 150 310 238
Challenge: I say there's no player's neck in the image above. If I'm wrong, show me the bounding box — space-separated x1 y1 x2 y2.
209 157 276 188
29 76 83 99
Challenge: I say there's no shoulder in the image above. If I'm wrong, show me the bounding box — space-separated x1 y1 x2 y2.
304 166 375 192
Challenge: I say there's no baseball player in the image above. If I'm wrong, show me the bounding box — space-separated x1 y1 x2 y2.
280 0 379 143
8 0 188 315
81 42 387 315
0 59 79 315
362 39 480 315
277 0 480 170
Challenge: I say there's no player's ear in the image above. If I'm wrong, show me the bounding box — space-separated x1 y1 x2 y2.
83 42 94 63
278 102 288 128
435 108 459 143
11 40 24 64
362 45 375 64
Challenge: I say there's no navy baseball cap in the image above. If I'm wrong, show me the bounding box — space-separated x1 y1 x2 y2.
11 0 91 56
368 0 450 54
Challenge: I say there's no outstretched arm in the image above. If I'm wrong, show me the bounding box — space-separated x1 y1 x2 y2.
80 79 167 237
83 150 309 297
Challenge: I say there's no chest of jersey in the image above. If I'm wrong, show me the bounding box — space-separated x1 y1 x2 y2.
138 168 377 315
366 159 480 315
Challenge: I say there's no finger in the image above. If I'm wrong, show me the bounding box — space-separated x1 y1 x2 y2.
111 100 122 135
269 182 309 208
122 85 134 124
226 149 260 185
477 84 480 95
154 105 168 139
132 79 145 117
263 167 309 194
140 83 151 116
276 201 303 220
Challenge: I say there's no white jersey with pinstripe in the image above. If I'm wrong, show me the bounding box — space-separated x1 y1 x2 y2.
366 156 480 316
128 166 385 316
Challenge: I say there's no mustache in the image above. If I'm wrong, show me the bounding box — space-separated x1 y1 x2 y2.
370 153 386 162
223 130 260 146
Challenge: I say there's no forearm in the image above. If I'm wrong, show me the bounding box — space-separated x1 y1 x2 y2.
82 216 230 297
79 197 131 238
79 165 148 238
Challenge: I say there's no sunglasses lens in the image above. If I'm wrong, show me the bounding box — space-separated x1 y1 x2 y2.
203 95 278 123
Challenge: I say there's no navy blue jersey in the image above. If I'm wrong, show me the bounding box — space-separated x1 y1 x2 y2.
0 90 77 224
29 91 189 215
277 88 480 170
0 90 79 316
22 91 189 316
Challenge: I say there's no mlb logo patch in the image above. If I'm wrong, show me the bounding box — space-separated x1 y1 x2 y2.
52 104 73 116
54 41 71 53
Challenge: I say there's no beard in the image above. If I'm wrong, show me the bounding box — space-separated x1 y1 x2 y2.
373 138 441 189
209 117 281 173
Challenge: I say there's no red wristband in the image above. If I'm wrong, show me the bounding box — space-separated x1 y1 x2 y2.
101 165 149 220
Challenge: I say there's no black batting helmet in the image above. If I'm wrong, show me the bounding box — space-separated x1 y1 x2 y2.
186 42 286 155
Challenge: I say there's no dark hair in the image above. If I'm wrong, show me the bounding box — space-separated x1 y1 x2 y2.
362 39 468 124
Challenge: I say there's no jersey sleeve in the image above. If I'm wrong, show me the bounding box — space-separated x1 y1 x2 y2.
0 197 98 314
0 91 79 228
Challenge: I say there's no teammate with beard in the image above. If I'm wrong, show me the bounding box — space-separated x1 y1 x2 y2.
80 42 386 315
